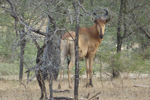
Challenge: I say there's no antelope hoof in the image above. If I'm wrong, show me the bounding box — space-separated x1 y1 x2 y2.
58 84 61 89
39 97 43 100
89 79 93 87
86 83 93 88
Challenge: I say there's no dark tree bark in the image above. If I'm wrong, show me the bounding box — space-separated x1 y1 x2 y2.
90 0 93 8
43 17 54 100
19 30 26 81
123 0 127 38
44 35 60 100
73 1 80 100
74 24 80 100
117 0 124 52
36 43 47 100
117 0 128 51
112 0 127 78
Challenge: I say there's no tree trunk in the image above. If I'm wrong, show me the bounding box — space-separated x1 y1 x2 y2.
19 30 26 81
112 0 125 78
49 71 53 100
90 0 93 8
44 14 61 99
117 0 124 52
74 24 80 100
73 1 80 100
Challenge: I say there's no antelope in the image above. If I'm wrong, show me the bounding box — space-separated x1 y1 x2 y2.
58 9 111 89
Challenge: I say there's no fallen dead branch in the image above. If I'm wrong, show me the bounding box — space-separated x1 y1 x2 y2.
54 97 73 100
133 84 150 88
88 92 101 100
81 93 90 99
81 90 96 99
53 90 70 93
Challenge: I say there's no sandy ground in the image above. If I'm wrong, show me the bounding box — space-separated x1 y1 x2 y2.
0 74 150 100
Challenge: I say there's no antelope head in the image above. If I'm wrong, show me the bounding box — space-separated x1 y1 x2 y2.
93 9 111 39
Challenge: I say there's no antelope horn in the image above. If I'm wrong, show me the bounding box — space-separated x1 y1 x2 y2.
93 9 99 15
103 9 108 18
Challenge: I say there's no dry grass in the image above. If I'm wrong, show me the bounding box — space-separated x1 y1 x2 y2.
0 75 150 100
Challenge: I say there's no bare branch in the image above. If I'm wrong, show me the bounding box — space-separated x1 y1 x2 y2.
32 37 40 50
51 0 63 11
25 60 44 73
65 29 75 41
122 19 150 39
28 0 44 25
27 74 36 84
133 84 150 88
6 0 18 19
139 27 150 39
54 97 73 100
15 19 18 36
2 5 18 36
1 6 11 13
128 1 150 13
81 93 90 99
47 28 66 43
53 90 70 93
77 1 92 15
47 15 57 29
6 0 47 36
88 92 101 100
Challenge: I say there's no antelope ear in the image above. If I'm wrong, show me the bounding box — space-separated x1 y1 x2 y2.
94 20 97 23
92 18 97 23
105 18 111 23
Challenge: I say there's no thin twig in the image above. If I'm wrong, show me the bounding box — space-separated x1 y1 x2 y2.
54 97 73 100
27 74 36 84
88 92 101 100
28 0 43 25
53 90 70 93
65 29 75 41
128 1 150 13
133 84 150 88
6 0 47 36
81 93 90 99
15 19 18 36
77 1 91 15
25 60 44 73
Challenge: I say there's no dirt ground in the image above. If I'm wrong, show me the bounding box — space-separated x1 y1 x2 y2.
0 74 150 100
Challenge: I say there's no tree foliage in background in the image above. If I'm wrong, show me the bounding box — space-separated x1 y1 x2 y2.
96 0 150 77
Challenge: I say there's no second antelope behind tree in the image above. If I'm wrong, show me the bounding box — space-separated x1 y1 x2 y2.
58 9 111 89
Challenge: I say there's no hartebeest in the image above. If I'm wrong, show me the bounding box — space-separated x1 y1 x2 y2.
58 9 111 89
